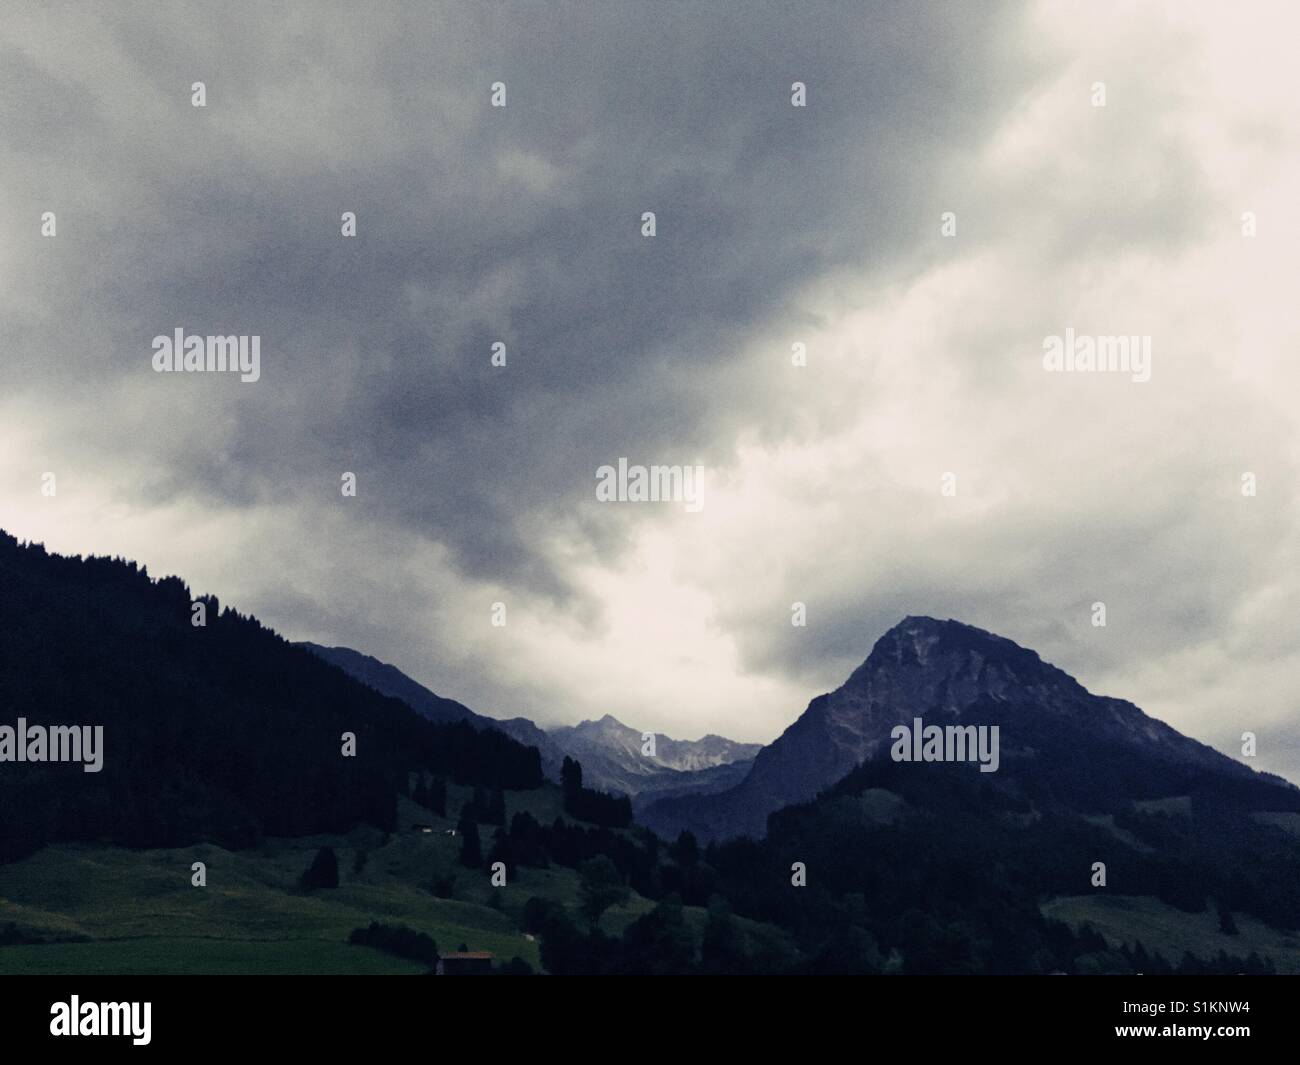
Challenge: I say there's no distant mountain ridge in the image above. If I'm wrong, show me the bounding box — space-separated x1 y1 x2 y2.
299 644 758 802
553 714 758 772
297 643 485 727
642 616 1297 842
548 714 759 802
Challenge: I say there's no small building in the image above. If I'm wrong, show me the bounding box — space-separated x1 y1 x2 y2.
437 951 493 976
413 823 434 834
444 828 458 837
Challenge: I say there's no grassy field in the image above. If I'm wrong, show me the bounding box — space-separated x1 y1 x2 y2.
0 834 543 974
0 784 771 975
1042 894 1300 974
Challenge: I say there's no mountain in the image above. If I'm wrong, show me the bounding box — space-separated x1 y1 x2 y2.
297 646 757 800
548 714 759 804
643 615 1297 842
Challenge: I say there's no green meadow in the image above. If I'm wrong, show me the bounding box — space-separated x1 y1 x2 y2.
0 783 788 975
0 787 613 975
1042 894 1300 974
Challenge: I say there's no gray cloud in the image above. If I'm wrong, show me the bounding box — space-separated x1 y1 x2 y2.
2 0 1037 597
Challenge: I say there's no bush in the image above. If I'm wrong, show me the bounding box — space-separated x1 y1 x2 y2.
348 922 439 965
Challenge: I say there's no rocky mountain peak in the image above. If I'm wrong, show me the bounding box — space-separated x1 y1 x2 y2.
642 616 1275 843
842 616 1086 714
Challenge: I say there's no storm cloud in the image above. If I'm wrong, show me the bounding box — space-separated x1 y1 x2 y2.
2 1 1297 781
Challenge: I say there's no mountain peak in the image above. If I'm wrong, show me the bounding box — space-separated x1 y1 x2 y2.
565 713 634 736
547 713 762 787
644 615 1282 843
846 616 1081 703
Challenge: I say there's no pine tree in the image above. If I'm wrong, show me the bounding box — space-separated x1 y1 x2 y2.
561 756 582 799
301 845 339 890
458 814 482 868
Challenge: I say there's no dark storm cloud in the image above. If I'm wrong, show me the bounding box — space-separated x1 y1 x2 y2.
2 0 1037 599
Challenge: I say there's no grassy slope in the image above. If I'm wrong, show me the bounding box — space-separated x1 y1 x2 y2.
1041 895 1300 974
0 783 790 974
1039 797 1300 972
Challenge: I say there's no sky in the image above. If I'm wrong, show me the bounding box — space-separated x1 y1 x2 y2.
2 1 1297 783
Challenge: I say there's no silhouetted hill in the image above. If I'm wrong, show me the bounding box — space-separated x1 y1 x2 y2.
0 531 542 864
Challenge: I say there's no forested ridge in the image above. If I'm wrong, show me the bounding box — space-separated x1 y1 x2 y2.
0 531 542 863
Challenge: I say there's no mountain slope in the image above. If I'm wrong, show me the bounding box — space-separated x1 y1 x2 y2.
299 643 488 728
296 643 575 780
643 616 1296 841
